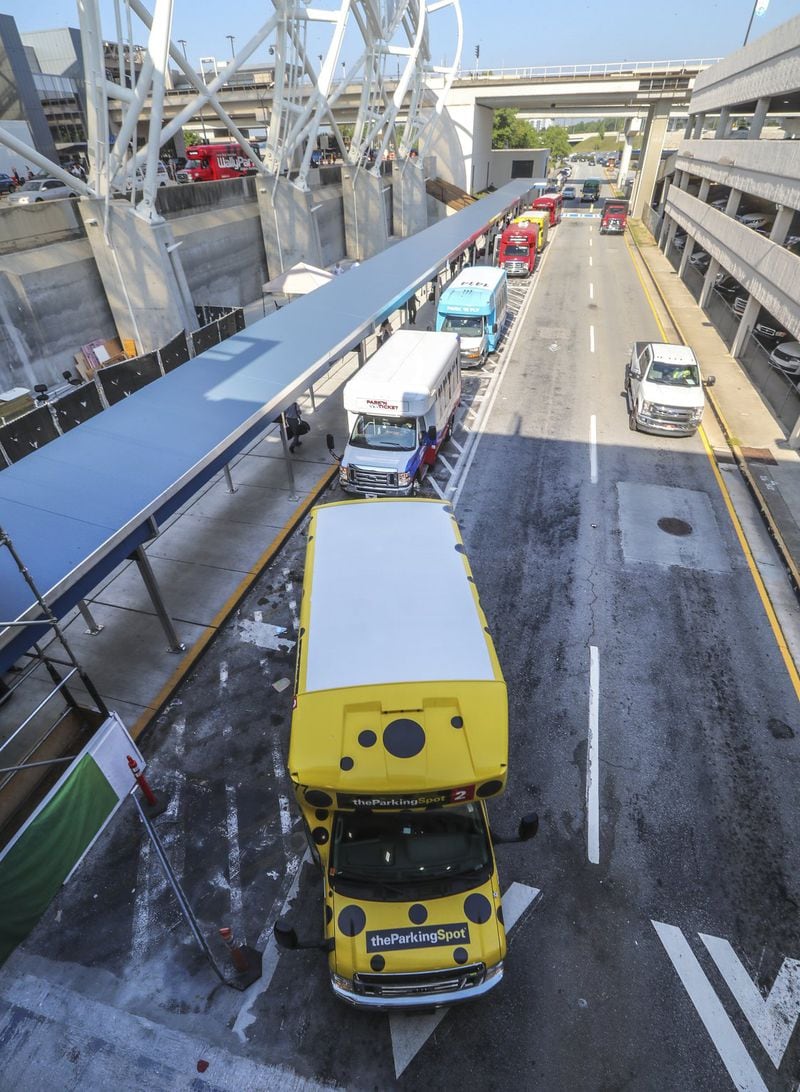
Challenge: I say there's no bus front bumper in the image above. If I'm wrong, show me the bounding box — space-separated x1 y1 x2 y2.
331 961 503 1010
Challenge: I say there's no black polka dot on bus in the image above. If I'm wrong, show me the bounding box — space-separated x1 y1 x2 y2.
497 904 504 925
312 827 329 845
338 905 367 937
370 955 385 972
340 756 354 771
442 504 454 514
408 904 427 925
315 809 328 821
305 789 332 808
451 716 463 729
454 543 466 554
477 779 503 797
358 730 377 748
325 905 333 925
453 947 469 964
383 718 425 758
464 893 492 924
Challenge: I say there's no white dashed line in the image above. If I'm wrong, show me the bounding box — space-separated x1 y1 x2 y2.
589 325 595 354
587 646 600 864
589 282 594 300
589 255 593 267
590 415 597 485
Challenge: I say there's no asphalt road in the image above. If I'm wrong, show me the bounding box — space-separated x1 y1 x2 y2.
3 179 799 1092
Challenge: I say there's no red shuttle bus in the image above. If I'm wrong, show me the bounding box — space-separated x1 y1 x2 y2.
532 194 562 227
176 143 258 184
498 223 538 277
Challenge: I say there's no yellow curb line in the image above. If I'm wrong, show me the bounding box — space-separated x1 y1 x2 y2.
624 229 800 700
129 464 338 741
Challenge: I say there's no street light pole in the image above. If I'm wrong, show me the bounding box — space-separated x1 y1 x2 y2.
226 35 236 59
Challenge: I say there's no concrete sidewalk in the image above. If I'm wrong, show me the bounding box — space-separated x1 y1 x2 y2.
630 223 800 591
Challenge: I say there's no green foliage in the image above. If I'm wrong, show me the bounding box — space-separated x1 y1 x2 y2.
539 125 571 159
183 129 201 148
492 108 540 149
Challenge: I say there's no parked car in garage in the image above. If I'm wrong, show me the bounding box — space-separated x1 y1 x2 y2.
737 211 775 231
673 230 688 250
7 177 78 204
688 249 711 271
714 273 742 297
769 341 800 378
733 297 791 348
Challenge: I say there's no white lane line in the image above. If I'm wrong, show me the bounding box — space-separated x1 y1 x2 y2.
438 454 454 474
589 255 593 267
427 474 445 499
587 646 600 864
448 241 556 508
701 933 800 1069
272 740 294 838
652 922 768 1092
589 415 597 485
219 661 228 689
448 436 464 454
589 325 595 354
223 724 244 931
589 237 593 247
589 282 594 300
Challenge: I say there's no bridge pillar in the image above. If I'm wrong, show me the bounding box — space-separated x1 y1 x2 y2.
391 158 427 237
341 165 390 260
631 102 671 219
256 178 323 276
79 200 196 356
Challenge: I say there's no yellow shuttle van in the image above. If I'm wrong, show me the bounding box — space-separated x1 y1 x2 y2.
274 498 538 1009
513 210 548 250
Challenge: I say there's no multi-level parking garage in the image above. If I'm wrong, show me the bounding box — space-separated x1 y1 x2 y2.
654 14 800 432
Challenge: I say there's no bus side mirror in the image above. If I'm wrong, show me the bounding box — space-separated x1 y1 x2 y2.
427 425 436 442
326 433 341 462
518 813 539 841
274 918 335 953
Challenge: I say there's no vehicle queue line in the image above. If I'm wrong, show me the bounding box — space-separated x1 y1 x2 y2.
0 181 534 675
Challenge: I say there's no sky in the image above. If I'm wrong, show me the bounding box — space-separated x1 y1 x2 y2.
5 0 798 73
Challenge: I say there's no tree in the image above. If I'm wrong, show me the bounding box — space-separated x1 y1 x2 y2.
492 108 540 149
182 129 201 148
539 125 571 159
597 122 606 141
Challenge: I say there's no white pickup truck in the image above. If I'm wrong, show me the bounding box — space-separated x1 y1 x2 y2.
625 342 715 437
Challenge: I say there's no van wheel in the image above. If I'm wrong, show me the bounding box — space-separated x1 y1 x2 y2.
628 410 638 432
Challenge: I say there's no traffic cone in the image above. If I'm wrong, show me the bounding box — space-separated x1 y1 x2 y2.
219 927 251 974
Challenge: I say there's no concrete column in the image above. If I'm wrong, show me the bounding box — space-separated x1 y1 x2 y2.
725 189 742 218
659 213 676 250
769 204 794 245
731 294 759 357
684 115 695 139
341 165 390 260
632 102 671 218
256 177 323 276
391 158 427 237
79 200 196 356
749 97 770 139
692 112 706 139
715 107 732 139
699 259 720 308
678 237 695 279
618 136 633 184
698 178 710 203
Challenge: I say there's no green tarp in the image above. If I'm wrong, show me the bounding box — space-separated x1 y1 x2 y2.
0 754 118 965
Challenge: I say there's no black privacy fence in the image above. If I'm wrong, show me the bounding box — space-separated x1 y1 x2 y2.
0 308 244 467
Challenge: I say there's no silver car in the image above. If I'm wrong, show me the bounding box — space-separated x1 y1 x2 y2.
7 178 78 205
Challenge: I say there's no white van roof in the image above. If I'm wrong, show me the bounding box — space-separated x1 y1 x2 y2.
343 330 458 417
304 499 496 691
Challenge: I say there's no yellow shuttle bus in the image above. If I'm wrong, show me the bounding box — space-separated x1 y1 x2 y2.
274 498 537 1009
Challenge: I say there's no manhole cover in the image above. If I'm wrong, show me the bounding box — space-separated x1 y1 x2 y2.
657 517 693 536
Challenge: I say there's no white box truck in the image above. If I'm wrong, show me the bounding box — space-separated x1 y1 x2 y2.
329 330 461 496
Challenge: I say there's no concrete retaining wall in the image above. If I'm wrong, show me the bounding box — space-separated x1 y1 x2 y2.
0 198 85 255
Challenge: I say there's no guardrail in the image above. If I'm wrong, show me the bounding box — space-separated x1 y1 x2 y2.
455 59 720 82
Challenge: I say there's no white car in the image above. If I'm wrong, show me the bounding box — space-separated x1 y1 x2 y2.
119 160 172 193
7 178 78 204
769 341 800 377
737 211 775 231
562 185 577 200
626 341 714 437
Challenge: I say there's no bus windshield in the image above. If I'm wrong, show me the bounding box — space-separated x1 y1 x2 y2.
440 314 485 338
503 245 529 257
349 414 418 450
330 803 493 900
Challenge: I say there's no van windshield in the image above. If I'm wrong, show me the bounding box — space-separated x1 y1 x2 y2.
503 245 529 257
645 362 700 387
440 314 485 338
330 803 493 900
349 414 418 450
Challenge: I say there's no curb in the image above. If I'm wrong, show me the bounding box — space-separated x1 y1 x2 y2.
628 221 800 596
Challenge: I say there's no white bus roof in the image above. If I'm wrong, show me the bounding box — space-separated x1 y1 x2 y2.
343 330 458 417
445 265 506 294
303 499 496 692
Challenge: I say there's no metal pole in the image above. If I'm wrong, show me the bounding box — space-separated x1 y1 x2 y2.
138 0 176 220
279 413 298 497
131 793 231 985
223 464 238 493
307 384 317 411
743 0 758 46
77 599 104 634
132 545 186 652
